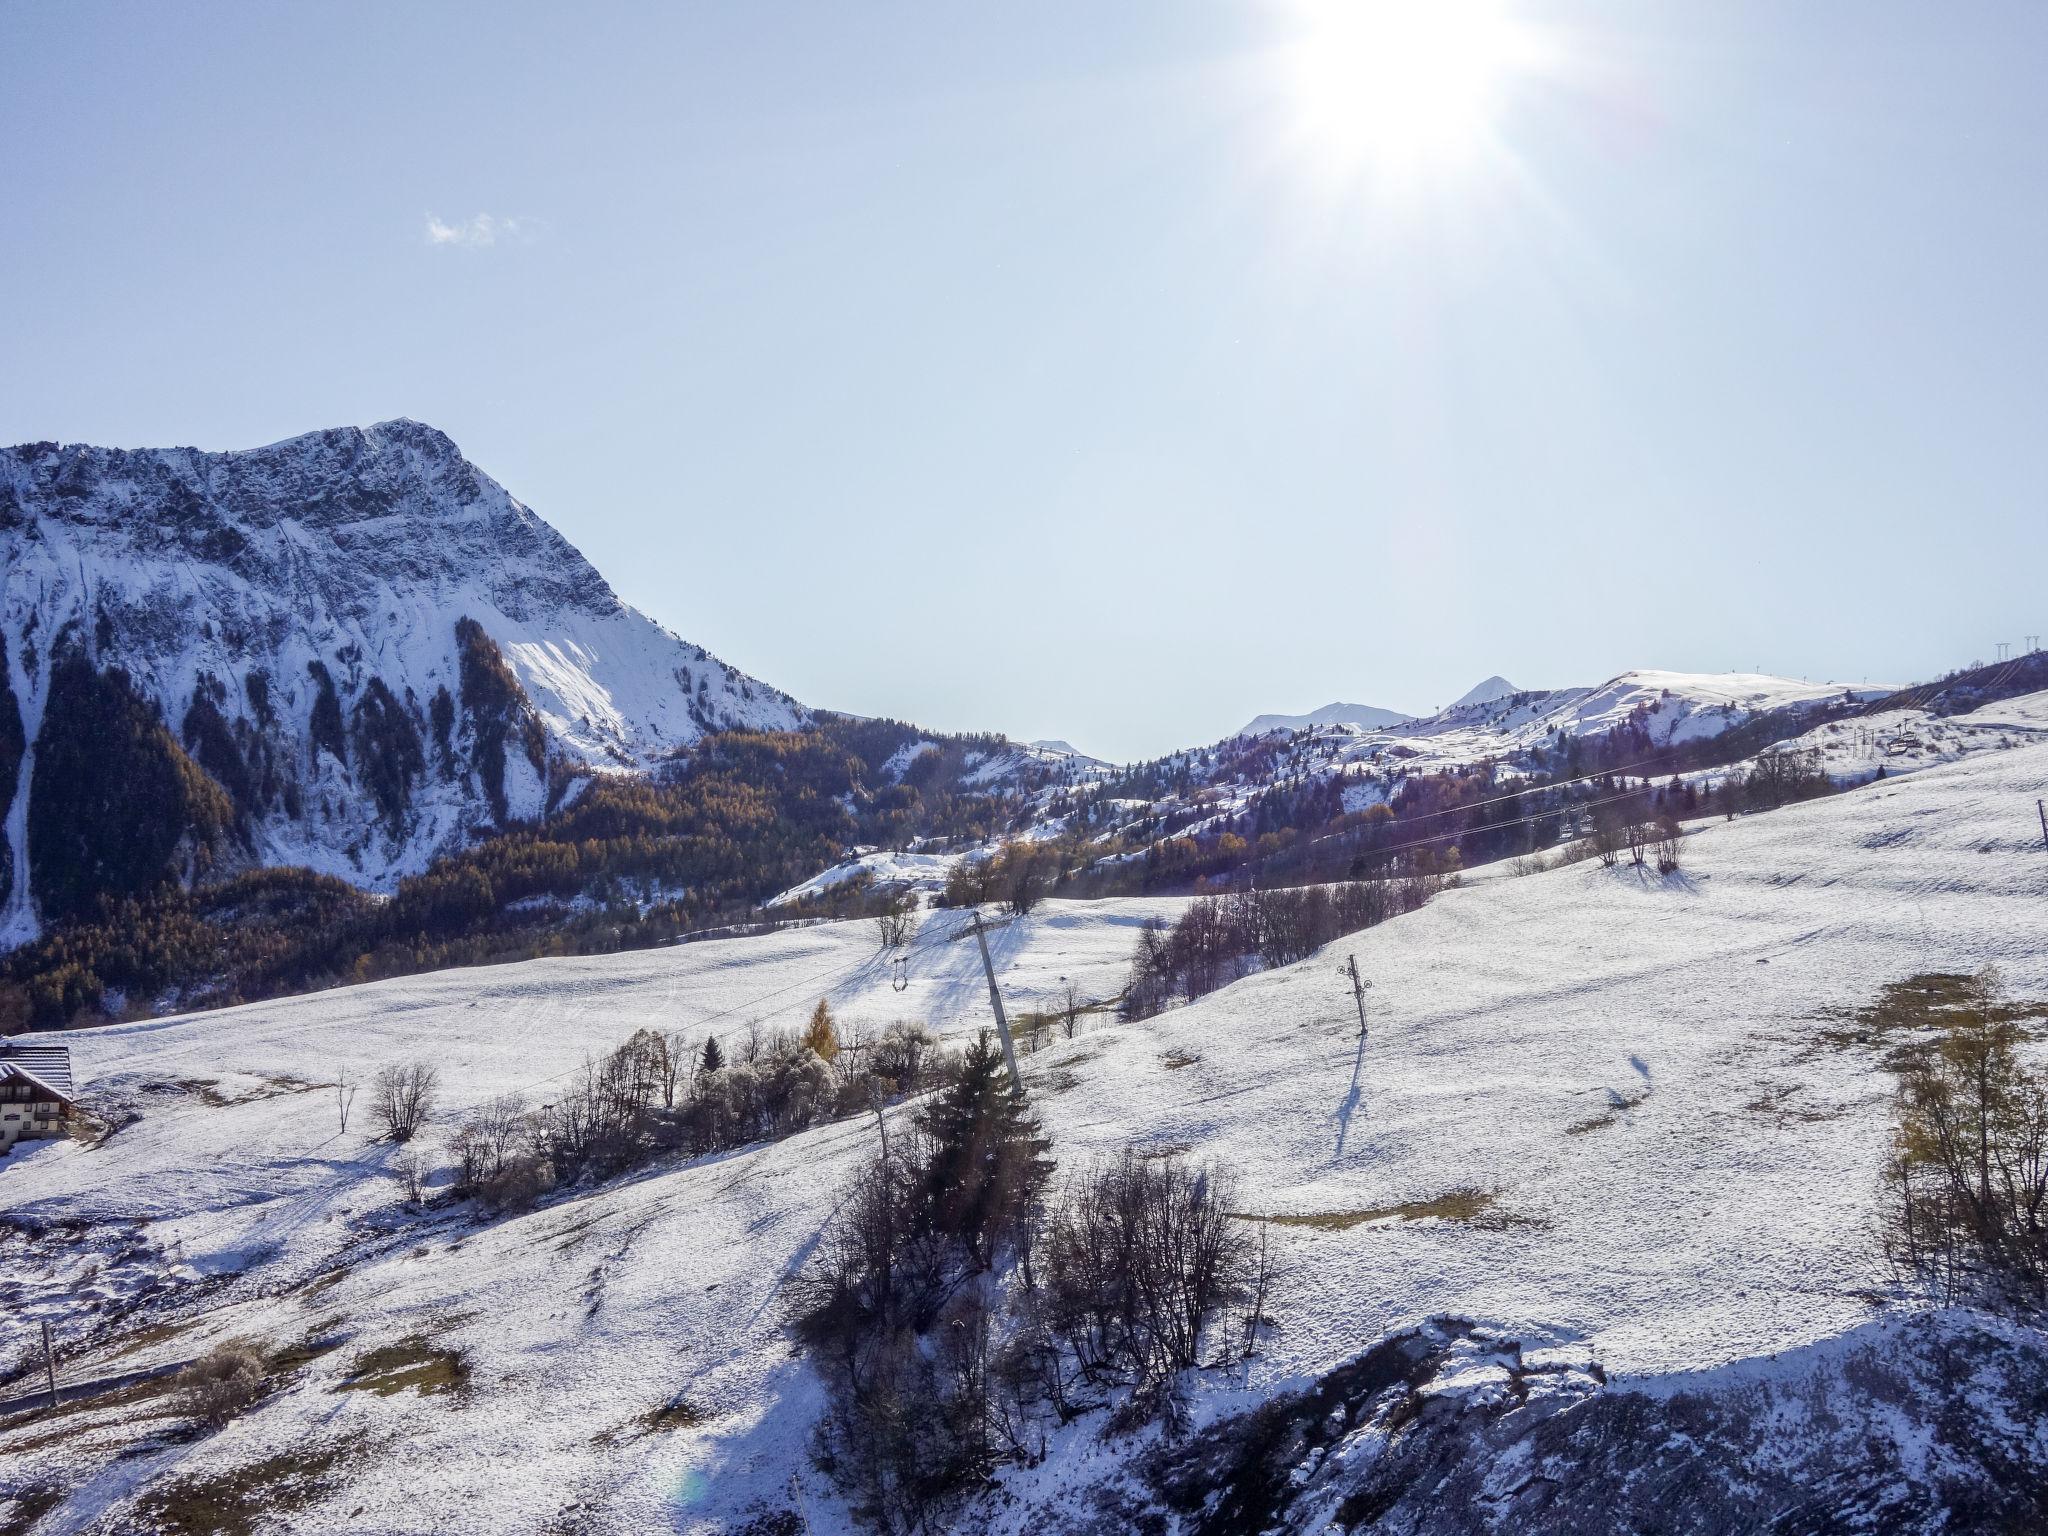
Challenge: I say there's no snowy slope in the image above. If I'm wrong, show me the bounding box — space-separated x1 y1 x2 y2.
1710 687 2048 788
4 724 2045 1532
0 422 803 912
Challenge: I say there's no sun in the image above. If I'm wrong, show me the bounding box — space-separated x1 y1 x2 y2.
1280 0 1542 180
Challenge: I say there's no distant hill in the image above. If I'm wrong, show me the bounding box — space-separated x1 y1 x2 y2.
1236 701 1417 737
1028 738 1095 760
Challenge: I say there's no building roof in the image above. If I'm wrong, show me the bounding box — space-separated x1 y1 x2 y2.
0 1042 73 1095
1 1062 77 1108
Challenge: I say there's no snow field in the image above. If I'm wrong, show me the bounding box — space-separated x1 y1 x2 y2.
3 719 2047 1532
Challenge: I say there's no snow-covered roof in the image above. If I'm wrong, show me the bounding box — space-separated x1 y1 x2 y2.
1 1062 77 1107
0 1041 72 1094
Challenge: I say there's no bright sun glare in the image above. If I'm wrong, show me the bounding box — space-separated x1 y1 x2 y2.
1283 0 1542 180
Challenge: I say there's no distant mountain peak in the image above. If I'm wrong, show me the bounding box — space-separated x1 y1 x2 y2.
1450 675 1519 710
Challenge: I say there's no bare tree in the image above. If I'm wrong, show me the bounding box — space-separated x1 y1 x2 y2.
1061 980 1083 1040
1653 815 1683 875
335 1069 358 1135
864 1075 891 1165
370 1061 440 1142
1239 1218 1275 1360
1624 817 1651 868
876 890 920 950
1043 1152 1252 1395
1589 806 1625 869
657 1030 687 1110
395 1148 426 1205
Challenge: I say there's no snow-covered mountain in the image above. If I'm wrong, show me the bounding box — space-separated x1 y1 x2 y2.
1236 700 1417 737
1449 673 1518 709
0 421 803 936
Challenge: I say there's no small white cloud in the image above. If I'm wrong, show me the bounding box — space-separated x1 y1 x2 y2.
423 212 536 248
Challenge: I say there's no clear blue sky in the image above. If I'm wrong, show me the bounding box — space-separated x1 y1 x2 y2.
4 1 2043 762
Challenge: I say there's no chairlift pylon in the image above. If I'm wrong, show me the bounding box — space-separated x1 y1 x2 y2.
891 953 909 993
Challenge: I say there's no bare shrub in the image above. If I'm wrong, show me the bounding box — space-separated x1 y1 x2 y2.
868 1021 940 1091
1553 836 1595 867
1653 816 1683 874
1882 971 2048 1308
1017 1009 1053 1054
395 1148 426 1205
1624 817 1651 868
451 1093 554 1209
1039 1151 1255 1425
370 1061 439 1142
480 1152 554 1210
1589 808 1625 869
177 1340 268 1426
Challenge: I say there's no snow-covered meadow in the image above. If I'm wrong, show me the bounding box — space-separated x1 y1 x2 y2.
4 702 2047 1532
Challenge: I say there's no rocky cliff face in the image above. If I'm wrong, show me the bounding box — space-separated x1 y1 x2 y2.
0 420 804 942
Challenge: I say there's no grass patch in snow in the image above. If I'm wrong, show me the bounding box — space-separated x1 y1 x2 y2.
135 1073 327 1111
1810 972 2048 1069
135 1441 353 1536
591 1395 712 1446
1161 1050 1202 1071
140 1077 235 1109
105 1316 200 1361
1565 1087 1651 1135
334 1335 469 1398
1743 1082 1850 1124
1248 1188 1498 1231
296 1267 350 1301
636 1395 710 1433
264 1328 348 1375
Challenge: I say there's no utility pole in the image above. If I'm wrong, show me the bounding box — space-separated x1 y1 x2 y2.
1342 954 1372 1041
41 1320 57 1410
2038 799 2047 852
968 909 1025 1096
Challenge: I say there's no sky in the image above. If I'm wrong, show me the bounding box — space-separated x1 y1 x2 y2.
3 1 2044 763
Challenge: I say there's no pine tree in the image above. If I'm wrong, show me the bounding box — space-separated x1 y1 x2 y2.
917 1030 1054 1268
802 998 841 1064
700 1035 724 1074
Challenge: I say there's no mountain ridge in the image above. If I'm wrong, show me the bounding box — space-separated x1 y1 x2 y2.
1235 700 1417 737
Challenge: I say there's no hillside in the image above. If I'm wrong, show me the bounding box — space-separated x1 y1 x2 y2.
4 698 2045 1533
